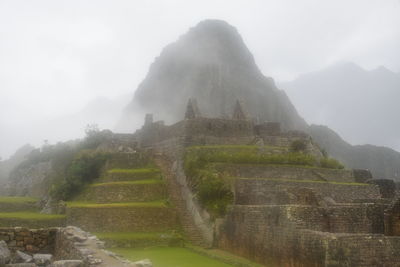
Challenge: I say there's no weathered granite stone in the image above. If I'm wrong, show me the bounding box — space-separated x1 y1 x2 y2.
51 260 83 267
14 251 33 263
133 259 152 267
5 264 37 267
32 254 52 266
0 240 11 265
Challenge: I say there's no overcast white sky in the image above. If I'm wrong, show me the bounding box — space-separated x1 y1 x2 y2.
1 0 400 159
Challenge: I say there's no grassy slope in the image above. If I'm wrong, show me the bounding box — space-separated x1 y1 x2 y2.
96 232 181 240
67 201 167 208
111 247 234 267
91 179 163 187
0 212 65 220
108 168 160 174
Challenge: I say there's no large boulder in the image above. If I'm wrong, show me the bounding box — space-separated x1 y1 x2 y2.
133 259 152 267
14 251 33 264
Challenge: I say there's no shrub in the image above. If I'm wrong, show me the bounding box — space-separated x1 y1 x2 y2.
50 151 109 200
196 170 233 218
320 158 344 169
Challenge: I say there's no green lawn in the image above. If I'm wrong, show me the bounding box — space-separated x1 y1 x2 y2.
67 201 167 208
111 247 234 267
0 197 38 203
96 232 180 240
0 212 65 220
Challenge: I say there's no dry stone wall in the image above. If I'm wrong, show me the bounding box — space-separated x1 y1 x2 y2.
66 206 178 232
235 178 381 204
218 205 400 267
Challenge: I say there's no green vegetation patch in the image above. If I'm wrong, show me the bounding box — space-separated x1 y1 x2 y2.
67 201 167 208
91 179 163 187
108 168 160 174
50 150 110 201
0 197 38 203
96 231 184 248
0 212 65 220
237 177 369 186
187 245 265 267
111 247 234 267
320 157 345 169
96 232 176 240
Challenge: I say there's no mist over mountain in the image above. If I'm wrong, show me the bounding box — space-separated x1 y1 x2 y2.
0 144 34 190
0 95 130 160
118 20 400 180
118 20 307 132
281 62 400 152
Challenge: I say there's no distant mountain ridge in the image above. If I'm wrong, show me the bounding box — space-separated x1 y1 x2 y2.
281 62 400 152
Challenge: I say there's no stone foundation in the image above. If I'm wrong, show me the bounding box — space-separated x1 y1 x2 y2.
0 226 137 266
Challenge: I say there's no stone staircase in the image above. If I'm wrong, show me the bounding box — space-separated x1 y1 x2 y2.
154 156 208 247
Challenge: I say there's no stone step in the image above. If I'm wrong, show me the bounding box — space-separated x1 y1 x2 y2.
99 168 162 183
76 180 167 203
0 197 38 212
214 163 355 183
0 212 66 228
95 231 184 248
66 202 179 232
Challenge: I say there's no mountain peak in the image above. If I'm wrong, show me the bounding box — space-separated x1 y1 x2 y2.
119 21 307 132
154 20 259 74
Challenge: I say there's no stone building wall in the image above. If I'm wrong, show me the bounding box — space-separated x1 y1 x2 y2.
217 205 400 267
0 227 57 254
66 206 179 232
216 164 355 183
234 178 381 204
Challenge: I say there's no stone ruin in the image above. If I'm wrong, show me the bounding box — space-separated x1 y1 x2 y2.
127 98 400 266
0 226 145 267
4 98 400 266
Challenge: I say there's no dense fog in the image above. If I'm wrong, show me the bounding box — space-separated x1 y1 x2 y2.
1 0 400 160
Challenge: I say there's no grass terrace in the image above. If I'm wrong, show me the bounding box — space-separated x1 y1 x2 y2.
66 201 168 208
111 247 235 267
0 212 65 220
0 197 38 203
108 168 161 174
90 179 164 187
